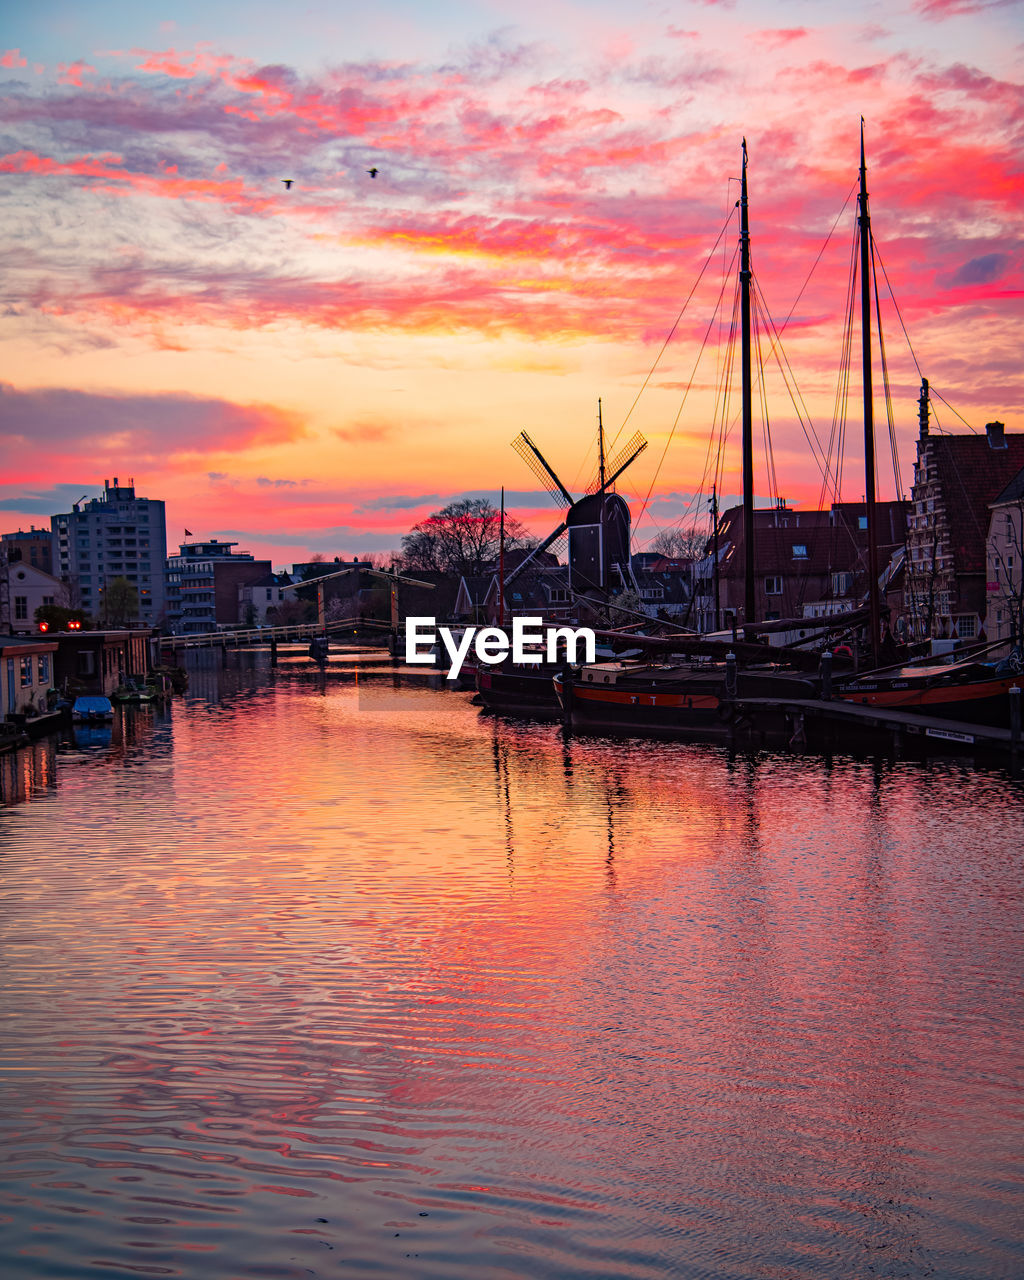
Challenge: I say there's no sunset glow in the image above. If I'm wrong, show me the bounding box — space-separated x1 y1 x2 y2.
2 1 1021 564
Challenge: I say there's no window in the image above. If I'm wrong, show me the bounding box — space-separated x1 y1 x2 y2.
14 596 27 620
20 656 33 686
832 572 852 596
792 544 808 559
43 595 54 606
548 588 569 603
38 655 50 684
954 615 977 639
640 587 664 601
764 576 782 595
858 516 867 530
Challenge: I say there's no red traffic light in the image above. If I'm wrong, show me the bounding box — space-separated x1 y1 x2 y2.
38 620 49 632
68 619 81 630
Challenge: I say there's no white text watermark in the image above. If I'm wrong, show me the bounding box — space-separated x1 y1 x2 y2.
405 617 596 679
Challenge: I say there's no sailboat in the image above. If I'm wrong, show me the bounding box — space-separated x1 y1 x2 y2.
829 129 1024 729
552 141 821 739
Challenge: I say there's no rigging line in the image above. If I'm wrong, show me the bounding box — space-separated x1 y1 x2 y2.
777 179 859 332
641 273 742 553
752 280 822 461
871 238 904 501
929 386 977 434
751 278 833 485
826 219 861 513
631 243 741 538
606 206 735 459
751 294 780 509
871 243 923 382
873 245 976 433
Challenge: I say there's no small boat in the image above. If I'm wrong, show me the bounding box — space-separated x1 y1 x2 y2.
112 677 156 703
71 695 114 722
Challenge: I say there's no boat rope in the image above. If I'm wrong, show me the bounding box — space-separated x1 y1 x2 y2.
871 238 905 500
606 206 735 461
629 242 741 540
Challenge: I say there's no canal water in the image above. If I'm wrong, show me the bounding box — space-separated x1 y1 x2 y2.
1 648 1022 1280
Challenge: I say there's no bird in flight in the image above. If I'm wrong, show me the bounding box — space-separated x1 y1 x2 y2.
281 179 294 189
367 168 378 178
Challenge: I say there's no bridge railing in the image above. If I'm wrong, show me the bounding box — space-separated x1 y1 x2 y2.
160 616 394 650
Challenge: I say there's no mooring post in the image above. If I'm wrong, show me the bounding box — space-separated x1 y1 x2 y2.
270 638 278 667
1010 684 1021 754
820 649 832 701
725 651 737 700
560 665 574 727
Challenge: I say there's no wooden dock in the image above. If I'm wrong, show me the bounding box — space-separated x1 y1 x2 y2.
736 694 1019 760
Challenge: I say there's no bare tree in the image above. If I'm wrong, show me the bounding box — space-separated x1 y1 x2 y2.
649 526 708 560
400 499 534 577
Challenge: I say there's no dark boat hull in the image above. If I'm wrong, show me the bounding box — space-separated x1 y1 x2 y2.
476 666 561 719
836 666 1022 728
554 665 816 740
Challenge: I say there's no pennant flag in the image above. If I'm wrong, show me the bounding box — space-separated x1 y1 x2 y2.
184 528 193 536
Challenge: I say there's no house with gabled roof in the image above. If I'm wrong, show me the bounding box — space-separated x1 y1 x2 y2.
984 463 1024 646
692 499 908 632
904 420 1024 642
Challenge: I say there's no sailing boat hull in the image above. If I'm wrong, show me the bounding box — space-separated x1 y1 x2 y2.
836 664 1022 727
554 666 816 739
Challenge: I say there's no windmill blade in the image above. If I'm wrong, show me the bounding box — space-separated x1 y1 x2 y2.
511 431 573 508
503 519 568 588
600 432 648 491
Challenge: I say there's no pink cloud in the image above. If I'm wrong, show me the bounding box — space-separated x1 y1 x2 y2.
1 49 27 69
56 60 95 87
0 384 307 462
754 29 809 49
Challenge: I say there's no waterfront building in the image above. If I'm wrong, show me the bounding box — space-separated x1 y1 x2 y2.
166 539 273 633
984 464 1024 645
905 420 1024 641
690 500 908 633
1 527 54 575
51 479 168 627
0 633 58 721
52 629 154 698
238 573 284 626
1 561 64 633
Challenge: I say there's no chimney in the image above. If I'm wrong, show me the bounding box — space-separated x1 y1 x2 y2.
986 421 1006 449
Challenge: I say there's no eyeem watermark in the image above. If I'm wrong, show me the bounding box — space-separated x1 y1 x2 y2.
405 617 596 679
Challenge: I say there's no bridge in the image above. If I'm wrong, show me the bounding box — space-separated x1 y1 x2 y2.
158 615 395 654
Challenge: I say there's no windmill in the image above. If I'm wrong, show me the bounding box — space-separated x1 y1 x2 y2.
506 402 647 602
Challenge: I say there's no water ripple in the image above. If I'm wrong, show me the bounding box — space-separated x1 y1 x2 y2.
2 655 1023 1277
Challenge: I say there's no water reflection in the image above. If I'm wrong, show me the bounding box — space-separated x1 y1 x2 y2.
0 649 1022 1278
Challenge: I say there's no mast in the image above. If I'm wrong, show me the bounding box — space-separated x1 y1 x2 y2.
712 484 720 630
598 398 606 492
858 120 882 665
498 486 506 627
740 139 755 627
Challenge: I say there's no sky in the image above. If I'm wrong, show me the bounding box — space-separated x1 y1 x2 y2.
1 0 1021 569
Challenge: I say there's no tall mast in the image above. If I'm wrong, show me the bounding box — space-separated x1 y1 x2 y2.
598 398 606 492
740 139 755 627
858 120 881 665
498 486 506 627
